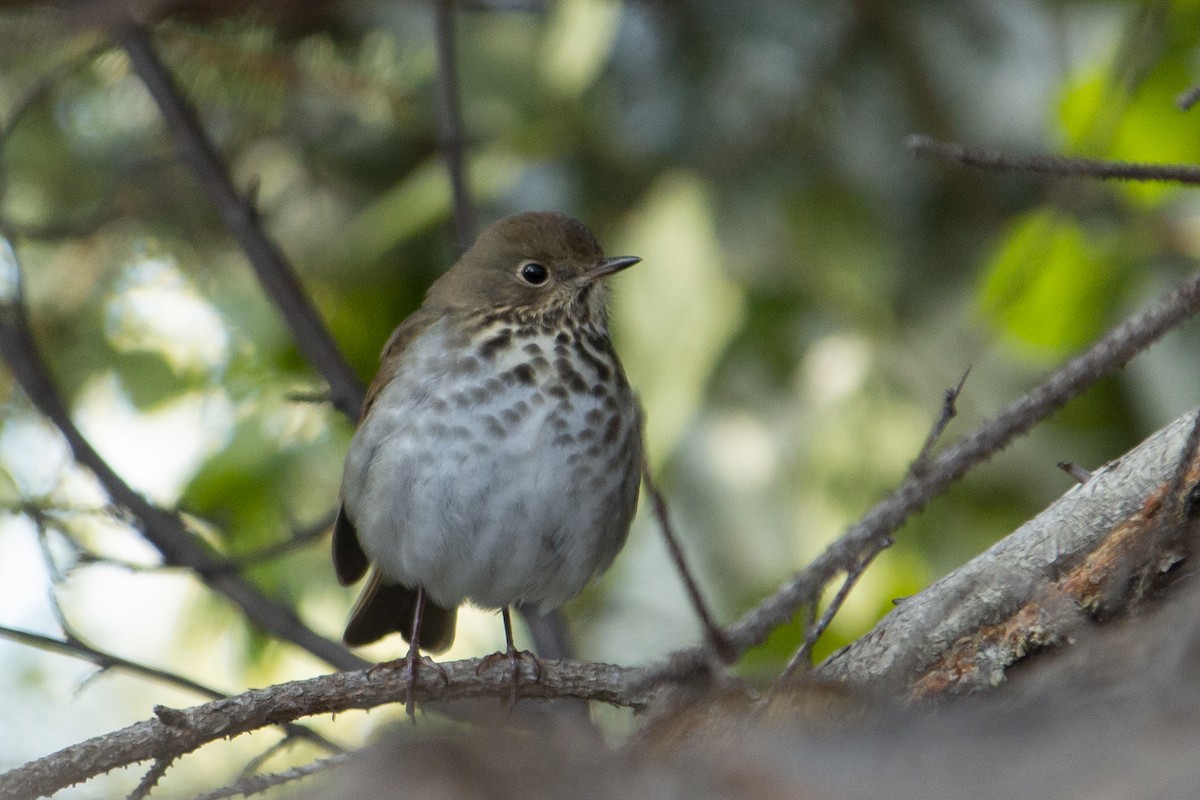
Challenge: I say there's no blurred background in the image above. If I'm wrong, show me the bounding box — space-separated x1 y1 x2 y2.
2 0 1200 795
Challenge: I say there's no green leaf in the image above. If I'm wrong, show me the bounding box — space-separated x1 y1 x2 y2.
979 211 1121 356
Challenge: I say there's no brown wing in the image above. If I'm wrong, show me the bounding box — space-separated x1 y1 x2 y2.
359 307 441 421
343 569 458 652
332 505 368 585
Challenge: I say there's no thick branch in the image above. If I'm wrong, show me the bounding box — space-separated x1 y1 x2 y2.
818 408 1200 696
0 657 646 800
650 269 1200 678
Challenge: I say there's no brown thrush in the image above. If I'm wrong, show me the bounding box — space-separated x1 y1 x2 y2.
333 211 643 712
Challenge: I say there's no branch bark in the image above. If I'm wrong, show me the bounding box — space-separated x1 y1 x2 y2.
649 267 1200 680
0 657 646 800
818 408 1200 696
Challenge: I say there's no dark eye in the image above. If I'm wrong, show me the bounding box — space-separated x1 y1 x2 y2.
519 262 549 286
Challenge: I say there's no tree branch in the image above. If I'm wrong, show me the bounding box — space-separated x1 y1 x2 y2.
648 265 1200 680
111 20 366 420
817 407 1200 696
433 0 476 249
0 656 647 800
908 134 1200 184
0 256 365 673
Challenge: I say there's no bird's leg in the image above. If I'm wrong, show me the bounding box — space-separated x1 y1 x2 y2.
477 606 541 707
403 585 427 719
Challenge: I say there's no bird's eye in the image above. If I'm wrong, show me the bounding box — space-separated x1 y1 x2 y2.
519 262 549 286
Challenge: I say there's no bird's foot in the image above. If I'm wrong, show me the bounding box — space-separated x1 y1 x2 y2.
369 648 447 719
478 647 541 707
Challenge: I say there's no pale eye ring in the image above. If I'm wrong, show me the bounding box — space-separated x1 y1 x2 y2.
519 261 549 286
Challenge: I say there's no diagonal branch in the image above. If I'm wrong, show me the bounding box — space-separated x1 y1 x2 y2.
648 265 1200 679
111 20 365 421
0 256 365 673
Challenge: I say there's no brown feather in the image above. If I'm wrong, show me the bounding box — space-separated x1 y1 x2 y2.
343 570 458 652
331 505 368 586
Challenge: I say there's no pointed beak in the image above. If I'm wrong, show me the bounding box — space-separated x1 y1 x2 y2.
582 255 641 283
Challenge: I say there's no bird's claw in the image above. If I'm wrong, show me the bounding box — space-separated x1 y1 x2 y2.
478 647 541 707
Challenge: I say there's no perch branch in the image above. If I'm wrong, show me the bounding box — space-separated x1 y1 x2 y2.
0 656 647 800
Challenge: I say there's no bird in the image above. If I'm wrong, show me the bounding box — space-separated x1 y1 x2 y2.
333 211 643 713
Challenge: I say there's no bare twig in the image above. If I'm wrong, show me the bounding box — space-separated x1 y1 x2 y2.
0 656 648 800
433 0 476 249
775 541 883 687
908 134 1200 184
0 618 343 755
127 757 173 800
203 510 337 575
0 623 222 700
1058 461 1094 484
910 366 970 477
1176 84 1200 111
648 265 1200 680
189 753 356 800
642 460 732 662
111 21 366 421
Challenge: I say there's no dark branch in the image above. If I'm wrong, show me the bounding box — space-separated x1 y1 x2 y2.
111 21 366 421
908 134 1200 184
651 264 1200 677
910 366 970 477
642 459 732 662
434 0 477 249
189 753 356 800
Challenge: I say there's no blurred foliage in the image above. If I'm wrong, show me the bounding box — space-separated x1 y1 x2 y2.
3 0 1200 781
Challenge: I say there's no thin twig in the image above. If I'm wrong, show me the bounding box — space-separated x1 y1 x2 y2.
641 458 732 662
775 538 886 687
1057 461 1093 484
0 623 222 699
127 756 173 800
433 0 476 249
203 510 337 575
908 134 1200 184
0 615 343 755
189 752 356 800
111 21 365 421
910 366 970 477
647 264 1200 680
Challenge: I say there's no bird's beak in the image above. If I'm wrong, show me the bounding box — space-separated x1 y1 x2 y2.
582 255 641 283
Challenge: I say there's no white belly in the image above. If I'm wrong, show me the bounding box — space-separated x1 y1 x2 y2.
340 318 641 610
